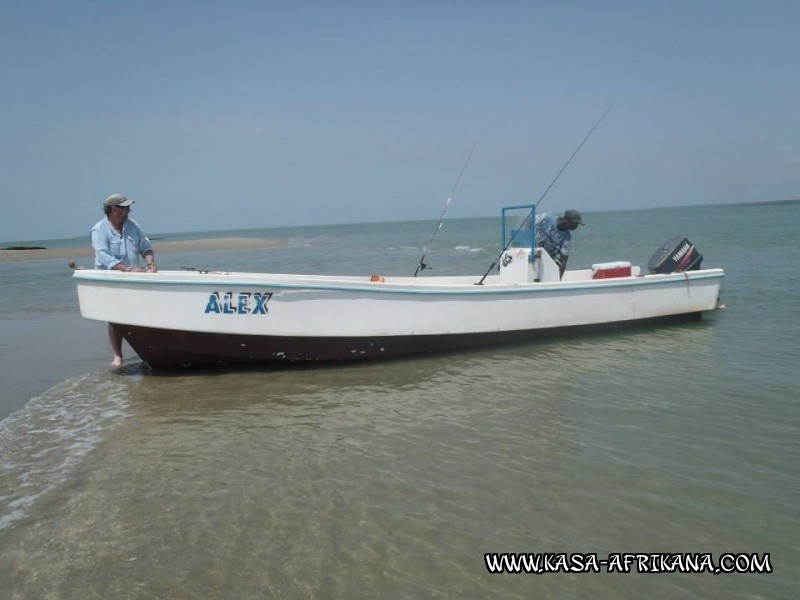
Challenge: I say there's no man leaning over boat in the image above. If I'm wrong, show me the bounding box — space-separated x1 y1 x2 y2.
522 209 584 278
90 193 158 367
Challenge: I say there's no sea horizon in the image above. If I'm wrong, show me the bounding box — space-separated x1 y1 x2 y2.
3 197 798 249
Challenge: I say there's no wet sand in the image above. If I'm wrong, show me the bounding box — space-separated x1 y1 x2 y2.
0 237 285 263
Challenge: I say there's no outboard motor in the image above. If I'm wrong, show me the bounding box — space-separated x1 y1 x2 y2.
648 237 703 274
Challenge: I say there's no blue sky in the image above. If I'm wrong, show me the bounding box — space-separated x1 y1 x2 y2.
1 1 798 242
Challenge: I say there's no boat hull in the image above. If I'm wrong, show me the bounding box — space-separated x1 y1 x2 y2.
74 268 724 370
113 312 704 369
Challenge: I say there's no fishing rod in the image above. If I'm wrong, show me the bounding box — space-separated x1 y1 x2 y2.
475 105 614 285
413 142 478 276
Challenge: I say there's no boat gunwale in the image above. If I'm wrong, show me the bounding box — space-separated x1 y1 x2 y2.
73 268 725 296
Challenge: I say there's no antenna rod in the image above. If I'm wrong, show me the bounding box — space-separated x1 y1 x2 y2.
476 105 614 285
414 143 477 276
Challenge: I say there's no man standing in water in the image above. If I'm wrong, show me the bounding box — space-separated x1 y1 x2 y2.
91 194 158 366
534 209 584 278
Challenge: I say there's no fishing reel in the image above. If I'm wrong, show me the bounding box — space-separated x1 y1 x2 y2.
413 260 433 277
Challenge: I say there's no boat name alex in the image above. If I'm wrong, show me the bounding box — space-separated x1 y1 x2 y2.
204 291 273 315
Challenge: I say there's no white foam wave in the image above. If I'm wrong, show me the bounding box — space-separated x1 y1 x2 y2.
455 245 483 252
0 373 130 529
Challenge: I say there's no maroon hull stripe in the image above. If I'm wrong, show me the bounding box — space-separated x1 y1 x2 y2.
114 312 704 370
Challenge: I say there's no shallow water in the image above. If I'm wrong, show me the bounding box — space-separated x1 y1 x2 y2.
1 204 798 598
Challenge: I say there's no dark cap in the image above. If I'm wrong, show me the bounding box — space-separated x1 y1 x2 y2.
563 209 584 226
104 194 134 208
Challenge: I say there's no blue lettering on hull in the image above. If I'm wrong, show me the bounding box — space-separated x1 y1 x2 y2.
204 292 273 314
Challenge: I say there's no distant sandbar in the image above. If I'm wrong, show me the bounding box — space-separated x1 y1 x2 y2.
0 237 285 263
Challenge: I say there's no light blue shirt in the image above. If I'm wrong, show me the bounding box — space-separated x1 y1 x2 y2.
535 213 571 261
91 218 153 270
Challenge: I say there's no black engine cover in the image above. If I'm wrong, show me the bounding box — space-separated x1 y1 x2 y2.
648 237 703 274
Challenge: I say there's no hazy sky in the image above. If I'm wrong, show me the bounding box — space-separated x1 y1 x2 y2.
1 1 798 242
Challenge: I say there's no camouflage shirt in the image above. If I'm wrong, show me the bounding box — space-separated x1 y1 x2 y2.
534 213 571 262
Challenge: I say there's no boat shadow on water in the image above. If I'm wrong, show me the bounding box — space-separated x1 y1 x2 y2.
113 317 721 414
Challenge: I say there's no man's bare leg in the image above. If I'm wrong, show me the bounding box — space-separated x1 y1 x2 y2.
108 323 123 367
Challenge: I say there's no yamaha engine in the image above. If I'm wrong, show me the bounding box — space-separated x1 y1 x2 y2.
648 237 703 274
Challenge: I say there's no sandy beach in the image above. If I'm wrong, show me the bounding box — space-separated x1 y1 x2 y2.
0 237 285 263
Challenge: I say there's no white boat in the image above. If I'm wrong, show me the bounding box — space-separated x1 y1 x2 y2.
73 212 724 370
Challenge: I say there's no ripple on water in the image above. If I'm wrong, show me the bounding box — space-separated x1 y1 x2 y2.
0 372 132 529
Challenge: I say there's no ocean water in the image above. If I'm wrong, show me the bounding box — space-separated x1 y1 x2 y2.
0 203 797 598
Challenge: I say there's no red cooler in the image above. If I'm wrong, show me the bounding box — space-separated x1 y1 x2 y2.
591 261 632 279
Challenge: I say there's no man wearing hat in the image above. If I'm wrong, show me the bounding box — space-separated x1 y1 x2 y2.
90 194 158 366
534 209 584 278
